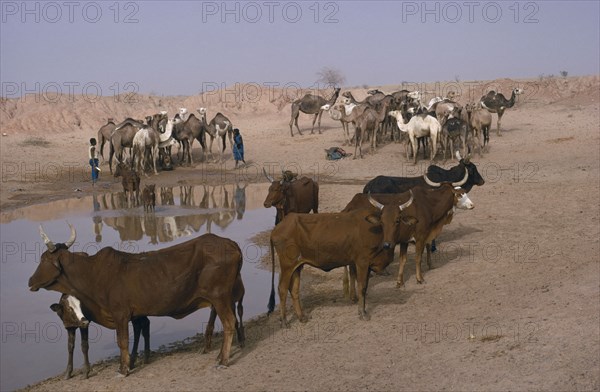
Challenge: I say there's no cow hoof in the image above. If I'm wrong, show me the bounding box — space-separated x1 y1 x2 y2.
396 282 404 289
63 372 72 381
280 319 290 329
117 366 130 377
215 363 229 370
299 315 309 323
359 311 371 321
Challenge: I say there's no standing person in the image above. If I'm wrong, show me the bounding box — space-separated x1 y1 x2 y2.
232 128 246 169
89 138 100 185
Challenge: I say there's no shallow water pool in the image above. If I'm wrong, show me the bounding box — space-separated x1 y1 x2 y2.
0 183 276 391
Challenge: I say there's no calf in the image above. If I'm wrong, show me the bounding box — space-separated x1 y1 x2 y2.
142 184 156 212
50 294 90 380
115 162 140 205
50 294 151 379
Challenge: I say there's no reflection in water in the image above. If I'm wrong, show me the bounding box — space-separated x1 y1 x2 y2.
0 181 274 391
93 183 248 243
92 194 103 243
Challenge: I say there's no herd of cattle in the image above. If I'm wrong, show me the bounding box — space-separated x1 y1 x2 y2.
28 144 485 378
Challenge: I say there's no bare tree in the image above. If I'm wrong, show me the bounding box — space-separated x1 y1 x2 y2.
316 67 346 88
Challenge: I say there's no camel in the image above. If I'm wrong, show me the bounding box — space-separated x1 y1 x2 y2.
109 118 146 174
368 95 396 143
132 126 160 175
97 119 116 160
480 88 523 136
427 93 463 126
353 106 379 159
197 108 234 162
462 103 492 156
334 92 398 143
171 111 206 165
388 110 441 164
323 102 369 146
289 87 340 136
341 91 368 105
440 113 465 161
364 89 387 106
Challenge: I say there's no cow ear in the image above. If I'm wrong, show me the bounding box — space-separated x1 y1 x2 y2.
50 303 61 312
365 214 381 225
401 216 418 226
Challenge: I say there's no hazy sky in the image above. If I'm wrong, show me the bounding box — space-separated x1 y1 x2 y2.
1 1 599 96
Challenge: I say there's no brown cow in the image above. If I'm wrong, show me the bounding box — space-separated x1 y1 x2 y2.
396 180 473 286
263 169 319 224
268 194 416 325
30 226 243 375
341 182 474 293
50 294 151 379
203 274 245 353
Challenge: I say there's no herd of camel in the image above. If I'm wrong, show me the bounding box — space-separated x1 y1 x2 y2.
96 107 235 176
95 85 523 178
289 86 524 161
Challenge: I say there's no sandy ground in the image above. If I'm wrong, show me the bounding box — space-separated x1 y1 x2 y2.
2 77 599 391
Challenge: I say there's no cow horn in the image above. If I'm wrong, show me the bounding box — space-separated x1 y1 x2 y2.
368 196 384 211
464 153 471 164
423 173 441 187
455 150 462 161
452 168 469 187
39 225 56 252
64 223 77 249
399 190 414 211
262 168 274 183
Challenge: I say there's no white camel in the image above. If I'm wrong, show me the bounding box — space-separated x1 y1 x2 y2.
132 126 159 175
388 110 441 164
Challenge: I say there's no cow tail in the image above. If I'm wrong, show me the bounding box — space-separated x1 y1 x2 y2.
267 238 276 314
313 182 319 214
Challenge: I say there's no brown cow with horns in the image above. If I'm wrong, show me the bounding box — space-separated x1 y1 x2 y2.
263 168 319 224
268 193 417 325
29 225 244 375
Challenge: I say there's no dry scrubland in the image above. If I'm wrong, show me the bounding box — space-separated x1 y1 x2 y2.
1 76 599 391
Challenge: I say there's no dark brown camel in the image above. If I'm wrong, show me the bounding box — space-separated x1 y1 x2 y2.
109 118 145 174
480 88 523 136
289 87 340 136
172 113 205 165
198 108 234 162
